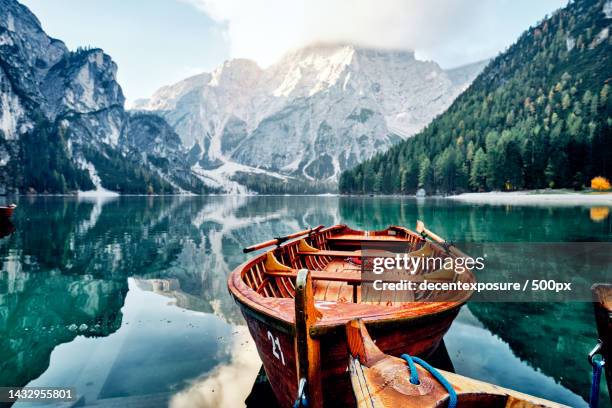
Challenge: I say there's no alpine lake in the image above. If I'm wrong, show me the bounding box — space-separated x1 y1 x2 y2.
0 196 610 407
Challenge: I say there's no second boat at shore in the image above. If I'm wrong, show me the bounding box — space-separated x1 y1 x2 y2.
0 204 16 220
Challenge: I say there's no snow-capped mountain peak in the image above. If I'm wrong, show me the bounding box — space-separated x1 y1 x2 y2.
268 43 356 97
135 43 487 192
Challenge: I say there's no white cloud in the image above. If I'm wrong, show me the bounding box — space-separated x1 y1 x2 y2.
180 0 567 68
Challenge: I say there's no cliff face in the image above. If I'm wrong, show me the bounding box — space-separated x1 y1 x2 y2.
0 0 214 194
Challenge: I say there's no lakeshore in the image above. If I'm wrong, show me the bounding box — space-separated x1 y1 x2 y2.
449 190 612 205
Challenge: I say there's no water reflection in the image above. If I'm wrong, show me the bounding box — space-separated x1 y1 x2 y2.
591 206 610 222
0 196 609 407
0 220 14 239
169 326 260 408
16 280 236 407
467 302 597 405
446 307 587 407
0 254 126 390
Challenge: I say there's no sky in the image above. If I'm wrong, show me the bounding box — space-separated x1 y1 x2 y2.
21 0 568 106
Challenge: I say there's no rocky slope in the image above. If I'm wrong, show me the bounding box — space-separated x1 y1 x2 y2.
0 0 214 194
135 45 487 192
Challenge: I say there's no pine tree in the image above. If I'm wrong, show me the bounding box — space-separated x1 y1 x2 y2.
470 148 487 191
373 169 383 193
418 157 432 190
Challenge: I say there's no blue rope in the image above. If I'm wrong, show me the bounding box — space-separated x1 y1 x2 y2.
589 359 604 408
401 353 420 385
401 354 457 408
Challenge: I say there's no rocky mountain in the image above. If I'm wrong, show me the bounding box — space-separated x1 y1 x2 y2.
0 0 215 194
340 0 612 195
135 45 487 193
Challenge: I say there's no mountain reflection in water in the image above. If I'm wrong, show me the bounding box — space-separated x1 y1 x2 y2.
0 196 609 407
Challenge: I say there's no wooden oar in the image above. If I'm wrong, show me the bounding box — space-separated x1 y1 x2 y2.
416 220 470 259
243 225 324 253
416 220 445 243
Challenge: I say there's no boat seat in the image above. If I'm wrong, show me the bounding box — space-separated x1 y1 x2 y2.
261 250 450 305
313 259 361 302
297 249 399 258
327 235 413 242
310 260 418 305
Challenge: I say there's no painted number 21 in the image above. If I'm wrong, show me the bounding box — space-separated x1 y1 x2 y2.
267 331 285 365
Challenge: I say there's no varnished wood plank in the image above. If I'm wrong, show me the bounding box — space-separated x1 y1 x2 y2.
295 269 323 408
253 263 263 287
313 280 330 301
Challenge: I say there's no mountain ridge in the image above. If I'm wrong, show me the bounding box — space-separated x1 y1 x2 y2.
135 44 487 193
0 0 488 195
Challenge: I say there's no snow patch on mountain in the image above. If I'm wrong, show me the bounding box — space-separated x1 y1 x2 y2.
77 158 119 197
191 160 291 194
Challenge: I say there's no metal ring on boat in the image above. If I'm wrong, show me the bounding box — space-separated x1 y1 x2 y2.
293 378 308 408
589 340 605 367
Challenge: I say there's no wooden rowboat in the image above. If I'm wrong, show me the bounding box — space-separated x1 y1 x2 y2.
0 204 16 219
346 318 568 407
228 223 475 407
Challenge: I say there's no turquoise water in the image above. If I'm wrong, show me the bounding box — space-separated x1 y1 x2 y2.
0 196 610 407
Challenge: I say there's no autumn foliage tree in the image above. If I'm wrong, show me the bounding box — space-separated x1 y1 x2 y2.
591 176 611 191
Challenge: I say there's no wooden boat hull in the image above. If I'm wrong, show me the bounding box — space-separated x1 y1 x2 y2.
238 300 461 407
0 206 14 219
0 219 15 238
229 224 475 407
